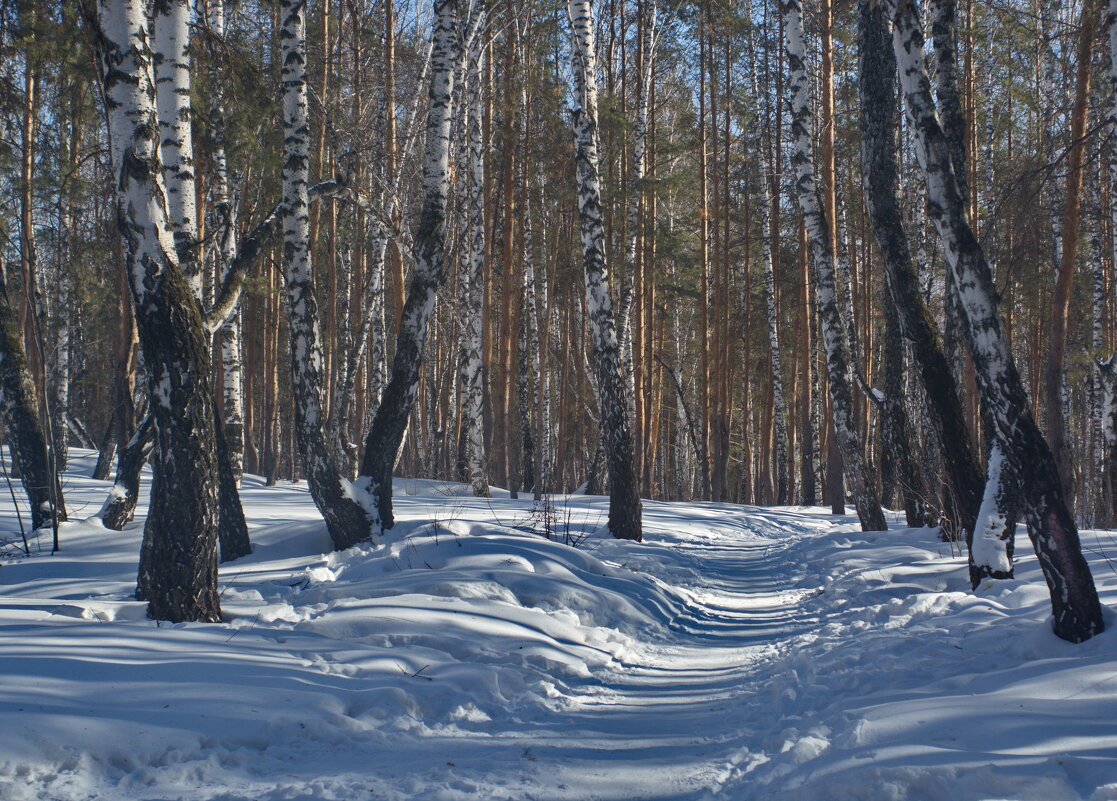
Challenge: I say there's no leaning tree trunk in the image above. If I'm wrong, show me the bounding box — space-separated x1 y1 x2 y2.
889 0 1104 642
278 0 373 550
568 0 643 541
0 254 65 531
857 0 984 542
92 0 220 623
100 412 152 531
782 0 886 531
360 0 464 530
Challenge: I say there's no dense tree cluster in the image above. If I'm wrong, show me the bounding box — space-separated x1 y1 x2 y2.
0 0 1111 639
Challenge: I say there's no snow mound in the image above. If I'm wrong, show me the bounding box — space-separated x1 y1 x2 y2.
2 455 1117 800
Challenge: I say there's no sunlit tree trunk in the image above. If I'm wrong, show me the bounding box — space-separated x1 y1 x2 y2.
360 0 464 530
93 0 220 622
890 0 1103 641
782 0 886 531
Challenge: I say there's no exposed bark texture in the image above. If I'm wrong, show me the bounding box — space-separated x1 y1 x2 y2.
152 0 200 295
759 176 789 506
216 415 251 561
360 0 463 530
93 0 221 623
568 0 643 541
0 254 66 531
279 0 373 550
100 413 152 531
208 0 245 483
457 48 488 498
857 0 983 539
890 0 1104 642
782 0 886 531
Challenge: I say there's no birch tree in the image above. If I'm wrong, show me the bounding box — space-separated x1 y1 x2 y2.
457 46 488 497
278 0 373 550
90 0 221 622
857 0 983 542
568 0 643 540
207 0 246 483
781 0 886 531
360 0 466 531
888 0 1104 642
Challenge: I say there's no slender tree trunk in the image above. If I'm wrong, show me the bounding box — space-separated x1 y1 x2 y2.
567 0 643 541
760 176 790 506
278 0 372 550
0 254 66 531
1045 0 1100 509
782 0 886 531
360 0 464 530
208 0 245 483
457 48 489 497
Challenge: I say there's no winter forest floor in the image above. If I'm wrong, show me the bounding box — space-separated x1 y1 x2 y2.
1 453 1117 800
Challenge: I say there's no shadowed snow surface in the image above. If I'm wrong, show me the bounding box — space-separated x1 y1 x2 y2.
1 451 1116 800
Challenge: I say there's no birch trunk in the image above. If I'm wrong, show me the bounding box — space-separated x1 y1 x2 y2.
890 0 1103 642
568 0 643 541
208 0 245 483
100 413 152 530
279 0 373 550
782 0 886 531
360 0 463 530
93 0 220 622
152 0 200 296
518 84 541 498
857 0 983 539
457 49 488 497
759 176 790 505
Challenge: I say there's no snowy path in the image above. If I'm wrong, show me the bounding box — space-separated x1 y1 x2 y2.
2 456 1117 800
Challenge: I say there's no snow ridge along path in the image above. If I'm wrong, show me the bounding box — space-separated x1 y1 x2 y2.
1 452 1116 801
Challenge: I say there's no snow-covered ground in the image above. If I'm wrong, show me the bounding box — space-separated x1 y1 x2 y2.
2 451 1117 801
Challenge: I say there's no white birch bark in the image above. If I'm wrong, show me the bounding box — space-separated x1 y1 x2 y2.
93 0 220 622
278 0 374 549
781 0 886 531
152 0 201 297
457 48 488 497
568 0 643 540
206 0 245 483
889 0 1103 642
360 0 463 531
759 174 790 505
518 82 542 499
